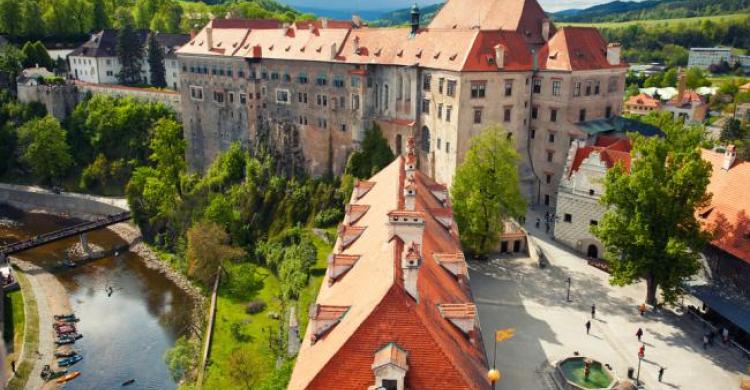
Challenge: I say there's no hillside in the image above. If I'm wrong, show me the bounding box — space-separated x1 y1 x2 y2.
369 3 444 26
552 0 750 23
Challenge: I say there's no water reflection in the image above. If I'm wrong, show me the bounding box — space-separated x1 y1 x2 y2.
0 206 192 389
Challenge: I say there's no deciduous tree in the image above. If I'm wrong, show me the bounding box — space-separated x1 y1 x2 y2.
0 0 22 37
593 120 712 305
16 116 73 183
186 220 245 285
451 124 526 255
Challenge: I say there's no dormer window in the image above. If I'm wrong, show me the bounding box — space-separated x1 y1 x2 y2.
328 254 361 284
371 343 408 390
434 252 468 279
308 304 349 344
438 303 477 336
338 224 366 250
354 180 375 200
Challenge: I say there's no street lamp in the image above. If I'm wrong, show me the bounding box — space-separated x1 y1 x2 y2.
489 329 514 388
566 277 571 302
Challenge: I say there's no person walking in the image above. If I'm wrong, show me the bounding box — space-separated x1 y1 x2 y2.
585 320 591 335
703 334 709 349
658 366 665 382
639 344 645 357
722 327 729 344
636 328 644 342
639 303 646 316
591 304 596 319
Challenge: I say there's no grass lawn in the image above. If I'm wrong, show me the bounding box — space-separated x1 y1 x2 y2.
3 288 25 375
558 13 748 29
201 227 333 388
6 269 39 390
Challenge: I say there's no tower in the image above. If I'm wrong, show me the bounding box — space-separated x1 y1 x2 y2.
410 3 420 36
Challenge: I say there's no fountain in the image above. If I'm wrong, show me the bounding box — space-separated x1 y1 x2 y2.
553 356 619 390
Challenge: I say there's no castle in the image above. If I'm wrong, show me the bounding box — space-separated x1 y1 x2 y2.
175 0 627 206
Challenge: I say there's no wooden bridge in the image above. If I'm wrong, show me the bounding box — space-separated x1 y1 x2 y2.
0 211 131 260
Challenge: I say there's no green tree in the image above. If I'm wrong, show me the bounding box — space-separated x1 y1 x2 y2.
116 13 144 85
227 348 263 390
146 33 166 88
65 0 93 34
164 336 199 382
0 0 21 37
16 116 73 183
186 220 245 286
0 44 25 83
451 124 527 255
593 121 712 305
149 118 185 186
661 68 678 88
20 0 45 38
150 1 182 33
92 0 109 30
720 118 746 142
686 67 711 89
21 41 53 70
344 124 394 178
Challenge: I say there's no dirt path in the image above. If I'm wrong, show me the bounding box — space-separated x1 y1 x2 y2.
12 259 71 390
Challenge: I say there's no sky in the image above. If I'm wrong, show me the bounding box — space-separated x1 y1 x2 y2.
277 0 621 13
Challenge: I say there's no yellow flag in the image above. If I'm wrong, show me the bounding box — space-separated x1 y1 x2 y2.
495 328 514 342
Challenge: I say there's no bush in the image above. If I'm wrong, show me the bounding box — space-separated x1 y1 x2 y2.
245 300 267 314
313 208 343 228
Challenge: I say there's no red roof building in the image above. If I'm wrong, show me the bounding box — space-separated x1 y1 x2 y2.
624 93 661 116
289 141 490 389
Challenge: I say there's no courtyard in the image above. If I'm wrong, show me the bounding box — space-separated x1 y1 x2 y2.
471 212 747 389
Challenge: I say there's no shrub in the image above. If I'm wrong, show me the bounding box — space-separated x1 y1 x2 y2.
313 208 343 228
245 300 266 314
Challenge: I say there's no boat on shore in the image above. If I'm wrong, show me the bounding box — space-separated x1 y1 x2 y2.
54 349 78 358
58 355 83 367
55 333 83 345
56 371 81 383
40 365 67 381
55 325 76 334
54 313 79 322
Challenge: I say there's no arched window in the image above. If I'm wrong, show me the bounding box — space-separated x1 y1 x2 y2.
421 126 430 152
395 134 403 155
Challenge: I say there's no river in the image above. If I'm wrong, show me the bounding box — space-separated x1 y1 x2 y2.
0 205 193 389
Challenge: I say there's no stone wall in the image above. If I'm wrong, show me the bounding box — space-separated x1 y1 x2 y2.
0 183 128 220
16 83 79 121
76 82 182 116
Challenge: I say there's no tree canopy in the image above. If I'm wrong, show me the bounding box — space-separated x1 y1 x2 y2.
147 33 166 88
593 114 712 304
451 124 527 255
16 116 73 183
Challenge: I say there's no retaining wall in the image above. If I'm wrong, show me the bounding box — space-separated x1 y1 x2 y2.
0 183 128 220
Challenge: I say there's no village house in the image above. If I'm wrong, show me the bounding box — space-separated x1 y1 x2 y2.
662 70 709 124
288 139 490 389
175 0 627 207
68 30 189 89
624 93 661 116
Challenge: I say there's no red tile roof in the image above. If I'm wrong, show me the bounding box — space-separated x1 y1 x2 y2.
669 90 706 107
700 149 750 263
289 157 489 389
539 27 626 71
626 93 661 109
569 136 632 177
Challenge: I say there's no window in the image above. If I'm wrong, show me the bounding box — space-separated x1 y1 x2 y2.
227 69 233 77
564 214 572 223
352 94 360 110
590 220 598 226
546 174 552 184
533 79 541 94
423 74 431 91
238 70 245 78
585 81 592 96
437 103 443 119
383 84 389 109
106 71 113 76
299 73 309 84
317 117 328 129
333 77 345 88
282 73 290 82
530 128 536 139
213 91 225 104
606 106 613 118
531 106 538 120
548 132 555 143
446 105 452 122
276 89 290 104
608 77 618 93
579 109 587 122
552 80 561 96
503 107 512 122
446 142 450 153
550 109 558 122
446 80 457 97
298 92 308 104
106 59 112 65
594 80 601 95
471 82 486 98
316 94 327 107
437 138 442 150
316 74 327 86
438 77 445 94
189 86 203 101
544 194 550 206
421 126 431 152
351 77 360 88
240 93 247 105
382 379 398 390
339 96 345 109
228 92 235 104
474 108 482 124
341 124 347 132
422 99 430 114
271 71 279 80
218 68 225 76
547 151 554 162
504 80 513 96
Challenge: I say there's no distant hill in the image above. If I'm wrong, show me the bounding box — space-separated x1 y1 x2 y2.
369 3 444 27
552 0 750 23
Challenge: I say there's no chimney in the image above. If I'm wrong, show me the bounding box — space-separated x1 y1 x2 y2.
405 136 417 171
606 42 621 66
330 42 338 60
542 18 550 42
404 178 417 211
352 14 362 28
388 209 424 248
494 44 506 69
723 144 737 170
532 49 538 71
353 36 360 55
206 26 213 49
410 3 420 36
190 24 199 40
252 44 262 59
677 68 687 102
402 242 422 300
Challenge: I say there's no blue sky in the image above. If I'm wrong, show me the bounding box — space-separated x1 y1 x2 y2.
277 0 619 13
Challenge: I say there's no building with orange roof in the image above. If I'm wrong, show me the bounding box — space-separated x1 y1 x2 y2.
624 93 661 116
663 69 708 123
176 0 627 208
554 135 632 258
288 139 490 389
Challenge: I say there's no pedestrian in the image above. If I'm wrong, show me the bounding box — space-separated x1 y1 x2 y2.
703 334 709 349
591 304 596 319
722 327 729 344
11 360 15 373
585 320 591 335
639 303 646 316
658 366 665 382
639 344 645 357
535 217 541 228
636 328 643 342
